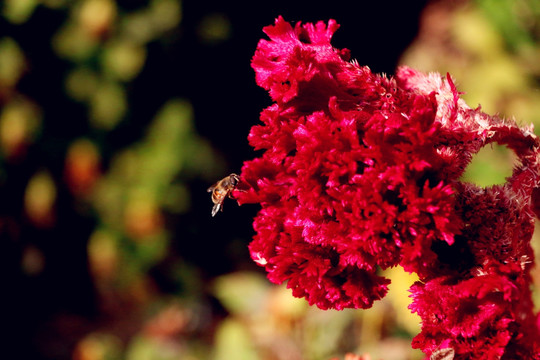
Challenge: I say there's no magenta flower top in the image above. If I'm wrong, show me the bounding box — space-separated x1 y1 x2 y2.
234 16 540 359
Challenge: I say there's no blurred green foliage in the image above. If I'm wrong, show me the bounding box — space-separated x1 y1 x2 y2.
1 1 539 360
476 0 540 53
2 0 223 359
400 0 540 313
400 0 540 186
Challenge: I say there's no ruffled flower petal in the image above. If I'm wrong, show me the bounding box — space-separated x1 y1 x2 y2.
235 16 540 358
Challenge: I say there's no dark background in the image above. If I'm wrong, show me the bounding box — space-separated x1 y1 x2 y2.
0 1 428 358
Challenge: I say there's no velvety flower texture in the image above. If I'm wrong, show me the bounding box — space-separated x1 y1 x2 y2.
234 17 540 358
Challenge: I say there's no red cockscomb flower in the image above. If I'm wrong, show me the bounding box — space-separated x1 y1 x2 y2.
232 16 540 358
398 66 540 359
236 16 461 310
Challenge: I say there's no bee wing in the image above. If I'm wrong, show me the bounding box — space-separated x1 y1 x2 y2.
211 202 222 217
207 182 218 193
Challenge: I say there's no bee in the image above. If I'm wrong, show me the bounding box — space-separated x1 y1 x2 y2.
207 173 241 217
430 347 454 360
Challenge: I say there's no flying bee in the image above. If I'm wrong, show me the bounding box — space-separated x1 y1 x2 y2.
207 173 241 217
430 347 454 360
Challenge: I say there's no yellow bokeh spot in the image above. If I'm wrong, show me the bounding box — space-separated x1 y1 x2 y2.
0 98 40 159
88 229 119 281
53 22 99 61
2 0 38 24
24 171 57 228
89 81 127 130
149 0 182 34
102 40 147 81
124 191 163 239
0 37 26 87
78 0 117 37
383 266 421 335
73 333 122 360
197 13 232 44
65 67 99 102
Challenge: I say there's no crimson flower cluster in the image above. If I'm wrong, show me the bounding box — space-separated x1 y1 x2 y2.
234 17 540 359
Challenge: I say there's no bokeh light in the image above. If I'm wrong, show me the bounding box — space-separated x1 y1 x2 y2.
1 1 538 359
